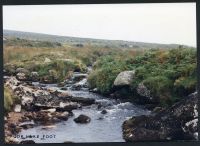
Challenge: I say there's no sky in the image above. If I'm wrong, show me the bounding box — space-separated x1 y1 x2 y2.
3 3 196 47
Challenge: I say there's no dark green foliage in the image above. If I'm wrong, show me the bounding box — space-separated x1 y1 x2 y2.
88 48 197 106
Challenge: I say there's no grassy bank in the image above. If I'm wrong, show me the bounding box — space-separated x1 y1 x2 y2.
88 48 197 106
4 38 127 82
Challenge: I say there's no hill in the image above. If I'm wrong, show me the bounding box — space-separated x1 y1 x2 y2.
3 29 191 49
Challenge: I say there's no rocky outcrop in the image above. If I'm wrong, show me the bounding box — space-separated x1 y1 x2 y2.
114 70 135 87
122 92 198 141
74 114 91 124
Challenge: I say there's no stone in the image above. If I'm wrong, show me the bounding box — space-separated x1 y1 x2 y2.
21 96 33 109
16 72 27 81
101 109 107 114
74 114 91 124
20 140 36 144
72 73 88 82
70 78 88 90
14 104 21 113
56 102 81 112
70 97 95 106
41 125 56 130
114 70 135 86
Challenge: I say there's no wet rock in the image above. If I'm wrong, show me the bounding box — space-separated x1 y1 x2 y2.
122 92 198 141
19 123 34 129
33 111 52 123
57 91 72 98
57 102 81 112
53 112 69 121
74 114 91 124
97 104 102 109
41 108 56 113
34 103 58 111
60 87 68 90
101 109 108 114
20 140 36 144
72 73 88 82
70 97 95 106
114 70 135 87
89 88 98 93
58 82 65 87
70 78 88 90
33 111 70 124
97 117 104 120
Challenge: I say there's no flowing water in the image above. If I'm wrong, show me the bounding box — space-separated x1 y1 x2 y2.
17 74 151 143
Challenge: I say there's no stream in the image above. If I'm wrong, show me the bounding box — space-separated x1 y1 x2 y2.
16 72 151 143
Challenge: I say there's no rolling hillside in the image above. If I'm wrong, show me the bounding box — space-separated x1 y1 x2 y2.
3 29 191 49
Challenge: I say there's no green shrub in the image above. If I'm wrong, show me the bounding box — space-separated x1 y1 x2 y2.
143 76 173 103
88 55 130 94
89 47 197 106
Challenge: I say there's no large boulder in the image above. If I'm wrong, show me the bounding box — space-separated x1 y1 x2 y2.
122 92 198 141
114 71 135 87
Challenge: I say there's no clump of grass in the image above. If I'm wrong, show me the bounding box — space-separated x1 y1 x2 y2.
4 86 20 112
